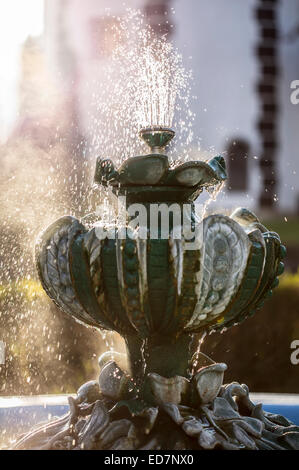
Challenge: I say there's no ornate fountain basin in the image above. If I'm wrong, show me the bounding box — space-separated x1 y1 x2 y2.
35 129 286 389
14 128 298 451
36 210 284 338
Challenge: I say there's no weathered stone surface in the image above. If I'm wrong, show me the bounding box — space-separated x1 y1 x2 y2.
193 363 227 404
13 363 299 450
77 380 101 404
29 131 291 451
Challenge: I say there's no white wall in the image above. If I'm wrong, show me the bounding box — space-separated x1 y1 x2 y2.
172 0 299 213
45 0 299 213
279 0 299 213
172 0 261 211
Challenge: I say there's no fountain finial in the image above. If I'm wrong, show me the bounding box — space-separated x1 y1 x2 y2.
139 126 175 154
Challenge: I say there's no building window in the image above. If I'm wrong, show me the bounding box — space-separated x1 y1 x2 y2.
226 138 249 192
144 0 173 37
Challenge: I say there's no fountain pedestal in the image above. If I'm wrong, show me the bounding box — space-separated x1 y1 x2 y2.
125 333 199 381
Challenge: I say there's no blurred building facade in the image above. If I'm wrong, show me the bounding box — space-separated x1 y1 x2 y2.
13 35 62 148
43 0 299 214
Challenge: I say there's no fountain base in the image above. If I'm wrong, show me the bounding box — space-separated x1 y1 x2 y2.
13 357 299 450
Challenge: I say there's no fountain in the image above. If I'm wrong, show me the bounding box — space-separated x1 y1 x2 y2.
12 126 299 450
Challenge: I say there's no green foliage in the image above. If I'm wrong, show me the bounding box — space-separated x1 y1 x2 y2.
203 270 299 393
0 279 113 396
1 272 299 396
279 269 299 289
264 216 299 244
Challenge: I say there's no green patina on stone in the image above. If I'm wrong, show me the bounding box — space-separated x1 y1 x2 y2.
17 127 298 451
35 127 286 392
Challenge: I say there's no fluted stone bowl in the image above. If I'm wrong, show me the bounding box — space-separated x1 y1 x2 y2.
35 136 286 387
36 209 285 338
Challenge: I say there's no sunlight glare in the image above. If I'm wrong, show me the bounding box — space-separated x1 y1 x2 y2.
0 0 44 140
